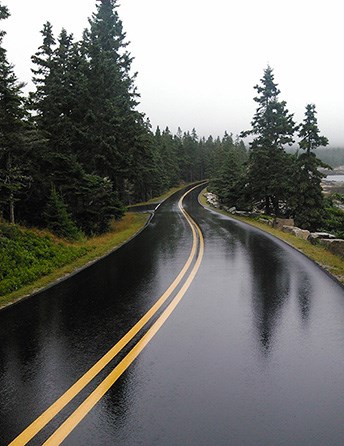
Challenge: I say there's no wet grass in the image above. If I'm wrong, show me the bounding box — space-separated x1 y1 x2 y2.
199 191 344 285
0 183 197 310
0 213 149 310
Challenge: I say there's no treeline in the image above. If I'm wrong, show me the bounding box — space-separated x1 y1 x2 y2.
285 147 344 169
1 0 247 239
308 147 344 169
210 66 331 232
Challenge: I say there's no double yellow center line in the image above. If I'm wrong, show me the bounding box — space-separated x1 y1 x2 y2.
9 185 204 446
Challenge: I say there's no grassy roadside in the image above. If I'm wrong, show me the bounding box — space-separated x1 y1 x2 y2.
129 182 199 207
0 183 197 310
199 190 344 285
0 212 149 310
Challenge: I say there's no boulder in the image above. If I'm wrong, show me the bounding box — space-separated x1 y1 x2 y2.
309 232 336 244
259 218 271 225
318 239 344 257
282 225 294 234
291 228 311 240
204 192 220 208
273 218 294 230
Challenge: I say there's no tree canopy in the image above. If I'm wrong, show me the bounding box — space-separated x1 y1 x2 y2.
0 2 338 238
0 0 217 236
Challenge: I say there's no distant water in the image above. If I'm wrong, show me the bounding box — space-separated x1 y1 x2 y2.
325 174 344 182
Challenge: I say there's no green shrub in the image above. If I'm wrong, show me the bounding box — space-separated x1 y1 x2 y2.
322 204 344 238
0 224 89 296
44 187 84 241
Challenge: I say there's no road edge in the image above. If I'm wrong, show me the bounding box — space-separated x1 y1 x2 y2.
198 188 344 290
0 183 203 312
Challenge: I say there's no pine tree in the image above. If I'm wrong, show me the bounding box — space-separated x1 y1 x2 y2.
241 66 296 215
82 0 142 190
0 3 29 224
156 127 180 188
47 29 89 154
181 129 200 182
298 104 329 156
293 104 329 230
209 133 248 207
29 22 56 131
44 186 82 240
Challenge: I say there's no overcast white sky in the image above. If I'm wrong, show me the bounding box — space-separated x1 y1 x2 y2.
2 0 344 146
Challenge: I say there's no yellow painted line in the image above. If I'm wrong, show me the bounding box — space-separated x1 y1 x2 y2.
43 213 204 445
8 185 201 446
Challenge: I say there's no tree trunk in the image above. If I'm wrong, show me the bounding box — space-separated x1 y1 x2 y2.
264 196 271 214
272 196 280 217
9 192 15 224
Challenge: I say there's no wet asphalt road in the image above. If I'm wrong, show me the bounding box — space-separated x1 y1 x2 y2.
1 185 344 445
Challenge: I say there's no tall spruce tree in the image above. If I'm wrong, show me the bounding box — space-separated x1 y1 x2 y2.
28 17 126 233
209 133 248 207
241 66 296 215
82 0 142 191
0 3 29 223
293 104 329 230
30 22 56 131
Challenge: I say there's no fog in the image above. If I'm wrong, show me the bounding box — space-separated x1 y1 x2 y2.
3 0 344 146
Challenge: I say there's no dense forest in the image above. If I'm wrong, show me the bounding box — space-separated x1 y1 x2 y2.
1 0 344 242
1 0 246 239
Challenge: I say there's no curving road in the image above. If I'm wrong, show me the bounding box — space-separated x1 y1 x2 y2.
1 184 344 445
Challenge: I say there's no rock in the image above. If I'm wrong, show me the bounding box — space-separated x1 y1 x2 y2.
204 192 220 208
228 207 236 214
309 232 336 244
282 225 294 234
259 218 271 225
291 228 311 240
235 211 254 217
273 218 294 230
318 239 344 257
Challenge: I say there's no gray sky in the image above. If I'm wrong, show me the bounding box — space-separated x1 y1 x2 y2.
3 0 344 146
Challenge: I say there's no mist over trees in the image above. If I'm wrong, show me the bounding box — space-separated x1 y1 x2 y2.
210 66 333 232
1 1 342 239
0 0 227 238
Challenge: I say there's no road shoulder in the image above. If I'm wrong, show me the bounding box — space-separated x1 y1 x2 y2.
198 189 344 287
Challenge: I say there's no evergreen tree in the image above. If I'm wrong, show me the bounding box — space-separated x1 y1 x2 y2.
46 29 90 154
293 104 329 230
82 0 142 192
298 104 329 156
156 127 180 188
72 173 125 235
44 186 82 240
29 21 56 131
241 66 296 215
209 133 248 207
30 25 89 154
27 16 125 233
181 129 200 182
0 3 29 223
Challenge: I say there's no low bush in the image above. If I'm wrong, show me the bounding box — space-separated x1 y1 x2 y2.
0 224 89 296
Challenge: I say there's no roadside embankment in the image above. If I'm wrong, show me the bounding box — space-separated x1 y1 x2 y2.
0 183 197 310
199 190 344 286
0 213 149 310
